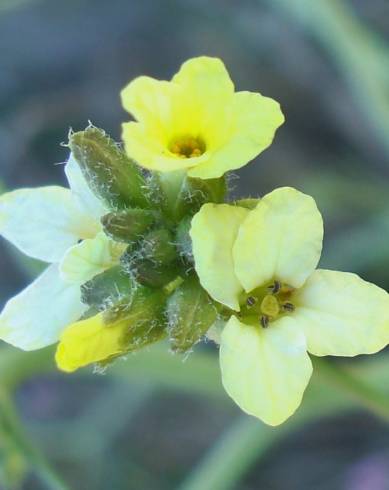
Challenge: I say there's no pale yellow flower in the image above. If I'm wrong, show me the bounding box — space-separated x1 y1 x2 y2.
190 187 389 425
121 56 284 179
0 155 124 350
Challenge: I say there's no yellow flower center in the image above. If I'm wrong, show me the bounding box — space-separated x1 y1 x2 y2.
239 281 296 328
169 136 206 159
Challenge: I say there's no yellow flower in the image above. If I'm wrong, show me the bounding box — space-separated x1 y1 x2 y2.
55 313 127 373
121 57 284 179
190 187 389 425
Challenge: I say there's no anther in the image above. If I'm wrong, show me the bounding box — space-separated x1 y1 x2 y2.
246 296 257 307
271 280 281 294
282 302 295 312
260 315 269 328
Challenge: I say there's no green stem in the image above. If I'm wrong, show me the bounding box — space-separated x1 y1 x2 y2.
313 357 389 422
0 389 69 490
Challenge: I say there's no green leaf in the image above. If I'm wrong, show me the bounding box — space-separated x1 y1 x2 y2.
101 208 156 243
167 275 217 353
69 126 149 209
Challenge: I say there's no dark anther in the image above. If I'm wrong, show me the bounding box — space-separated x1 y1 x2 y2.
282 302 295 312
268 280 281 294
246 296 257 307
260 315 269 328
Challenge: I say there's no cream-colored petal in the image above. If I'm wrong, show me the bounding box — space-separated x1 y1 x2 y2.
188 91 284 179
190 204 249 311
234 187 323 292
0 187 99 262
220 315 312 426
65 153 107 220
0 264 86 350
59 232 125 285
294 269 389 357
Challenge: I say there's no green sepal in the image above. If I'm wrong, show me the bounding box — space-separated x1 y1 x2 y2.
81 265 132 309
101 208 156 243
69 126 149 209
175 216 193 263
166 274 217 353
148 171 227 223
104 285 167 348
234 198 260 209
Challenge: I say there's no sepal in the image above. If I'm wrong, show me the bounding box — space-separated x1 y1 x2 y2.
166 274 217 353
101 208 156 243
69 126 149 209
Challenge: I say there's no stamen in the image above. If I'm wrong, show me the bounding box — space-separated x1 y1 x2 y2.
169 136 205 159
260 315 269 328
246 296 257 307
268 280 281 294
282 302 295 312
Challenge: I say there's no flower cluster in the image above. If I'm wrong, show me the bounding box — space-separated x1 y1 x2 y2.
1 57 389 426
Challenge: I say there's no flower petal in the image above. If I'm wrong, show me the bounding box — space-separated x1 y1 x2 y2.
220 315 312 426
190 204 249 311
172 56 234 104
59 232 125 285
188 91 284 179
65 153 107 220
233 187 323 292
0 264 86 350
0 186 99 262
55 312 126 373
294 269 389 356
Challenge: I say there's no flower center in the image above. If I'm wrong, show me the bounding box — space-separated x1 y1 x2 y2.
169 136 206 159
238 281 296 328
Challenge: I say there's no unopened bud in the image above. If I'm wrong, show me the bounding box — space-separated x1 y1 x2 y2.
69 126 149 209
101 208 156 243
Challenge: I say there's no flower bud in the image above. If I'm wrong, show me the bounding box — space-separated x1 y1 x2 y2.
166 275 217 353
101 208 156 243
122 254 181 289
140 228 177 265
69 126 149 209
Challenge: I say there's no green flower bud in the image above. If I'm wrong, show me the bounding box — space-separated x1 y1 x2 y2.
167 275 217 353
140 228 177 265
81 265 132 309
122 254 181 289
101 208 156 243
69 126 149 209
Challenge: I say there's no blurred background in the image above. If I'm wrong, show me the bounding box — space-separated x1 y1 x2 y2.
1 0 389 488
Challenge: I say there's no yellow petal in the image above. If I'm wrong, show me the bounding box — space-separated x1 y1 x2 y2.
233 187 323 292
172 56 234 107
294 269 389 356
55 313 126 373
59 232 125 285
220 315 312 426
190 204 249 311
188 91 284 179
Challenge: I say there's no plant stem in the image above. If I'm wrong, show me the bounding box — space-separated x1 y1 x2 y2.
0 389 69 490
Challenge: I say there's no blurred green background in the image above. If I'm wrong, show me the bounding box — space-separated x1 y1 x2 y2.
1 0 389 489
